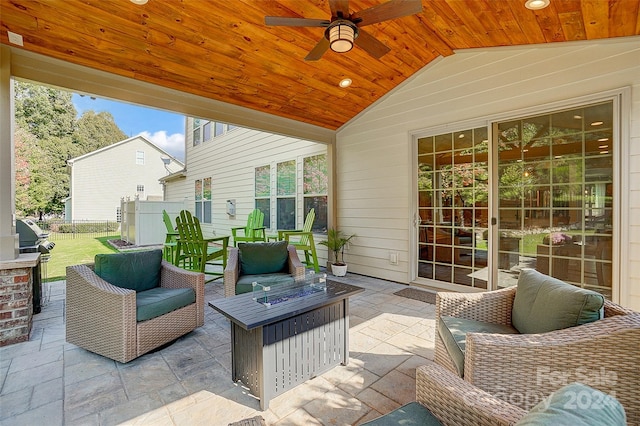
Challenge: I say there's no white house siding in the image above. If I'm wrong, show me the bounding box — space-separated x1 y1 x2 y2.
68 136 183 221
166 120 329 261
162 175 189 203
337 37 640 310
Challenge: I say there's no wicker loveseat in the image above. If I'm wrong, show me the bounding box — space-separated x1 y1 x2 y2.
66 249 205 363
435 270 640 424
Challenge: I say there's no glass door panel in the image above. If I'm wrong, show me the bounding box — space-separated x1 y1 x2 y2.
496 101 614 297
417 127 489 289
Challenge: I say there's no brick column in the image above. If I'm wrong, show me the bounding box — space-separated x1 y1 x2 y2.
0 253 39 346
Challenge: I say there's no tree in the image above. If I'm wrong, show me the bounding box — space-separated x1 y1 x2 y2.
14 128 35 217
73 110 127 155
13 81 128 217
14 81 76 140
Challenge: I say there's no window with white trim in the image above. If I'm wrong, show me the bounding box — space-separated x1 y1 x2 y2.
255 165 270 228
195 177 212 223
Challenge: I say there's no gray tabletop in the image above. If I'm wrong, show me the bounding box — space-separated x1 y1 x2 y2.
209 280 364 330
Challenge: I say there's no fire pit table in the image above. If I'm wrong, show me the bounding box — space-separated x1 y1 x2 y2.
209 273 364 410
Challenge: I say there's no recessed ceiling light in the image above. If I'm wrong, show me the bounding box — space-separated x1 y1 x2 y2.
591 121 604 126
599 145 609 149
130 0 148 4
600 151 609 155
573 115 582 120
339 78 352 88
7 31 24 46
598 138 609 142
525 0 550 10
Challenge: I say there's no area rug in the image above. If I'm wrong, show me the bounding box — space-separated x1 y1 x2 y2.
228 416 266 426
393 287 437 304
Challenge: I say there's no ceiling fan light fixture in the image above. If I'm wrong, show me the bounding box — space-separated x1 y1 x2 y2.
328 21 357 53
525 0 550 10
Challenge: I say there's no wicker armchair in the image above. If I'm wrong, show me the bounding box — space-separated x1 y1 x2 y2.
435 286 640 424
416 362 527 425
223 244 305 297
66 260 204 363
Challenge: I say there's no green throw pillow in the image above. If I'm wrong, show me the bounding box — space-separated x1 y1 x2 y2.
94 249 162 292
512 269 604 334
515 383 626 425
239 241 288 275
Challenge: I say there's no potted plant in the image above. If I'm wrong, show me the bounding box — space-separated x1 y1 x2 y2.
319 228 356 277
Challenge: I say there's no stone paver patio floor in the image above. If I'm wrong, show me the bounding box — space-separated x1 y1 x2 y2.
0 272 437 426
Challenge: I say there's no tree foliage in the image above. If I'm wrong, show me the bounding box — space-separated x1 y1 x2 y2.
14 81 128 217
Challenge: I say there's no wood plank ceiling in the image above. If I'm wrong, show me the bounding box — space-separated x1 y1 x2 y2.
1 0 639 130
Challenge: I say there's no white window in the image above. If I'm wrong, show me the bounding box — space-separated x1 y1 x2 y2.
203 122 211 142
136 151 145 165
193 118 202 146
195 177 212 223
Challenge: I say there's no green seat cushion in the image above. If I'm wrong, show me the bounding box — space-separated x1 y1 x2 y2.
438 316 519 377
512 269 605 334
95 249 163 292
136 287 195 322
362 402 442 426
235 273 295 295
515 382 626 425
238 241 288 275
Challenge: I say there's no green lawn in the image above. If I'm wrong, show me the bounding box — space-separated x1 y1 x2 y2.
45 234 119 282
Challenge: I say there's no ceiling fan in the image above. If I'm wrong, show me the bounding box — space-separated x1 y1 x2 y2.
265 0 423 61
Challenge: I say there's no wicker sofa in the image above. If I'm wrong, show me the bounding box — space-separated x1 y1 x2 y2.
66 250 205 363
434 271 640 424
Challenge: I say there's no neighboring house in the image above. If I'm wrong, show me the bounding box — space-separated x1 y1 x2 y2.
66 135 184 221
161 119 328 255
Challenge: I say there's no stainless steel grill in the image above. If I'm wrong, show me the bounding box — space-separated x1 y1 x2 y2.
16 219 55 254
16 219 55 314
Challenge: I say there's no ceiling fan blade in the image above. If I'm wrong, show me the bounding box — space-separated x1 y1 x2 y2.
354 28 391 59
329 0 350 18
265 16 330 27
352 0 422 26
305 37 330 61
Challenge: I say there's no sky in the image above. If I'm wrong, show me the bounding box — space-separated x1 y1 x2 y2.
72 94 186 161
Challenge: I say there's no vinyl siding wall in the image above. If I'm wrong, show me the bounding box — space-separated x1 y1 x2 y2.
337 37 640 309
168 120 328 259
69 137 181 220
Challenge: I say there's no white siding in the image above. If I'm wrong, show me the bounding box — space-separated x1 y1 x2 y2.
166 122 329 261
163 176 189 202
69 136 183 220
337 37 640 309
